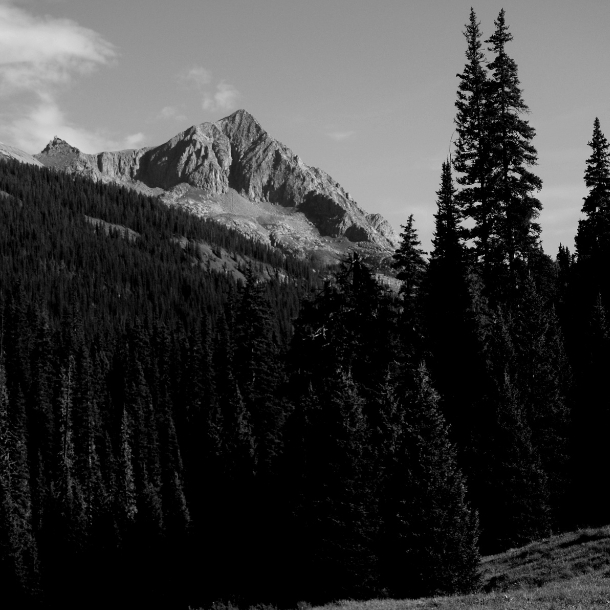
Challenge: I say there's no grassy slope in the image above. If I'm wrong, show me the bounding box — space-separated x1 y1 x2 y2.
312 526 610 610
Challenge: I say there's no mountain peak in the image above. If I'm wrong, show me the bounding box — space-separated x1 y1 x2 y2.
39 136 80 156
221 108 257 123
216 107 265 134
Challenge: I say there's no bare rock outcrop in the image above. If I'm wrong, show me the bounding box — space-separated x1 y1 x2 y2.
33 110 398 256
136 123 232 192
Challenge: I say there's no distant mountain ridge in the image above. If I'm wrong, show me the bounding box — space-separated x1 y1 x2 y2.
31 110 398 263
0 140 44 167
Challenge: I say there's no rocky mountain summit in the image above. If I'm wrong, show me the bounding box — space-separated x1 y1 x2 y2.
31 110 398 263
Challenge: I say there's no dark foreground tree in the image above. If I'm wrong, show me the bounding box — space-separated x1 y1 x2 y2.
378 367 480 598
284 374 376 602
0 354 40 604
423 160 481 435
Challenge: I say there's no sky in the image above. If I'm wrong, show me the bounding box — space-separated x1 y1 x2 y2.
1 0 609 256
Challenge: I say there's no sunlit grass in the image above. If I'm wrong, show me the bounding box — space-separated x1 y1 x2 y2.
309 526 610 610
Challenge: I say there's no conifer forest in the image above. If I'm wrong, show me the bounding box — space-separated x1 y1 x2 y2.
1 8 609 609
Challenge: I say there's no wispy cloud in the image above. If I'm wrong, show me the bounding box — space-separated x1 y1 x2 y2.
181 66 212 89
0 3 115 95
0 3 143 153
326 130 355 142
6 94 145 153
156 105 187 122
181 65 240 114
123 132 145 148
202 81 240 112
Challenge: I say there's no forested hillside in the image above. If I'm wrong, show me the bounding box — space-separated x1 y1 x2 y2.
1 7 610 610
0 157 318 608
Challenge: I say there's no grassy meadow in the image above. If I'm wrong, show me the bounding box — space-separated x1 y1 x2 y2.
307 526 610 610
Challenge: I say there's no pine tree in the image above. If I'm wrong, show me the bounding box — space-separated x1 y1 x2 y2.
235 266 283 476
474 312 552 551
576 118 610 261
290 253 396 393
430 161 463 263
453 8 491 261
116 406 138 528
72 342 106 527
286 374 377 602
214 315 256 483
125 356 163 540
510 278 570 527
379 366 480 598
392 216 427 365
392 214 427 301
422 163 493 466
484 9 542 290
556 243 574 322
28 309 56 485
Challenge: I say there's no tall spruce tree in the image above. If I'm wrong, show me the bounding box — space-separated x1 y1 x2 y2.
392 216 427 365
577 119 610 250
430 161 463 265
424 161 468 372
576 118 610 262
453 8 491 262
454 9 542 297
423 161 489 453
484 9 542 291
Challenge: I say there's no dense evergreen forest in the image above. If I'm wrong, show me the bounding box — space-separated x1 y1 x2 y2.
1 8 610 609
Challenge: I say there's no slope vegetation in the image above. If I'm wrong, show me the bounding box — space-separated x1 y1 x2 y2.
309 526 610 610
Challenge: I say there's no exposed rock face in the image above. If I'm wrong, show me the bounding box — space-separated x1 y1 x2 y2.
366 213 399 246
33 110 399 256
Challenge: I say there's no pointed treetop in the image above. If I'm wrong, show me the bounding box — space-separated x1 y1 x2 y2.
576 117 610 257
487 8 513 53
393 214 427 299
431 160 462 262
583 117 610 201
458 8 486 79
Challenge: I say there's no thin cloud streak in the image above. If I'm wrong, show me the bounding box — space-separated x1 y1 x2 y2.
326 130 355 142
